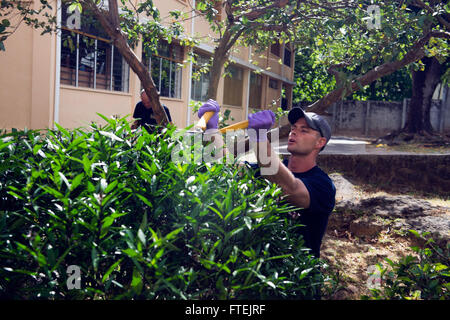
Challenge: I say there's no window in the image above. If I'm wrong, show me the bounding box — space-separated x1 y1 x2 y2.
191 53 211 102
249 72 262 109
281 84 291 110
269 78 279 90
283 45 292 67
143 41 183 99
223 64 243 106
60 5 129 92
270 43 281 57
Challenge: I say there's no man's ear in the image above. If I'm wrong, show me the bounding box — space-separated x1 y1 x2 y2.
316 137 327 150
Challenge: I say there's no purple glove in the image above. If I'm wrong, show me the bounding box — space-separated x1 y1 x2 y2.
248 110 275 142
198 99 220 130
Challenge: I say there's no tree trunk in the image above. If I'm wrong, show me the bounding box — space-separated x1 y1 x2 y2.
207 47 228 101
404 56 443 134
206 26 235 101
86 0 168 126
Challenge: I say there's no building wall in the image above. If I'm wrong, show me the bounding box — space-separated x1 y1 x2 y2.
0 0 294 132
0 24 34 130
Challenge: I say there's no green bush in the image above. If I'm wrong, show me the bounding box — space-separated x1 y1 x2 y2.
363 231 450 300
0 115 324 299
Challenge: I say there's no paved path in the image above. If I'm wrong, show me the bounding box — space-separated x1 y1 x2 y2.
237 136 450 163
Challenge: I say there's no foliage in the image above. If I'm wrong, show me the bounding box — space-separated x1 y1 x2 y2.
363 231 450 300
293 48 413 103
0 115 324 299
293 48 337 104
1 0 56 51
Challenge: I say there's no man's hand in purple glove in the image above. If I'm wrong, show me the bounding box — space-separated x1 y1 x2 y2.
248 110 275 142
198 99 220 130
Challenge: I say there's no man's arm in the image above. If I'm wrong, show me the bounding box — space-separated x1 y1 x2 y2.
255 141 310 209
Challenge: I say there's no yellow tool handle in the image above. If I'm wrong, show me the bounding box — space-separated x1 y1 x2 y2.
196 111 215 131
219 120 249 134
197 111 249 133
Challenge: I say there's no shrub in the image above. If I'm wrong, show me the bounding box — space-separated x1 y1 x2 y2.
0 115 324 299
363 231 449 300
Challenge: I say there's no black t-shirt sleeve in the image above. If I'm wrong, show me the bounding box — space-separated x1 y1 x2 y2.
301 175 335 215
133 102 144 120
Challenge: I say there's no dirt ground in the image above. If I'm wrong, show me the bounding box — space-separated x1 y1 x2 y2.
319 177 449 300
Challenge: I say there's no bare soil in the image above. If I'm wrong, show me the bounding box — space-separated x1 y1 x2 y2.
320 174 449 300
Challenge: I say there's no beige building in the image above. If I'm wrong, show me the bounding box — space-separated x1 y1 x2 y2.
0 0 295 131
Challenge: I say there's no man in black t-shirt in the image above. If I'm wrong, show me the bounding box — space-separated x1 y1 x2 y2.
132 89 172 131
255 107 335 258
198 101 336 258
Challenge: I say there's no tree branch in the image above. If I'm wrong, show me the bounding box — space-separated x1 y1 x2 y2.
237 0 291 21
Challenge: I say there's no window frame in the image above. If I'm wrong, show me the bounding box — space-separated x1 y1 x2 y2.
143 40 184 99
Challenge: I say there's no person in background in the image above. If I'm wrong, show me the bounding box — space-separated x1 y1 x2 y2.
132 89 172 131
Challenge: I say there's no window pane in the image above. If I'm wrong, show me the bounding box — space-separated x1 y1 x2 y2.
96 40 110 90
283 47 291 67
171 62 182 98
191 68 210 101
249 72 262 109
191 53 211 102
271 43 281 57
112 46 129 92
78 36 96 89
269 78 279 90
223 65 243 106
60 29 77 86
160 58 170 97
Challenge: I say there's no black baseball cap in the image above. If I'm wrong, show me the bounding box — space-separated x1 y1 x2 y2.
288 107 332 150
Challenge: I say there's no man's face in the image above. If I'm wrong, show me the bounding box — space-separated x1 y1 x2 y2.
287 117 325 156
141 92 151 109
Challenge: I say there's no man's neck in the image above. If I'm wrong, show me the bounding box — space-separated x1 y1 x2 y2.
287 153 317 173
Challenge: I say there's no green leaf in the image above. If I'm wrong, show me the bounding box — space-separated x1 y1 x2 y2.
137 229 146 246
41 185 64 199
131 267 143 294
100 178 108 193
100 212 128 238
82 154 92 176
122 248 139 259
54 123 71 138
71 173 84 191
102 258 123 283
99 131 123 142
136 194 153 207
208 205 223 219
243 216 252 230
91 246 99 271
105 180 118 194
58 172 71 190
